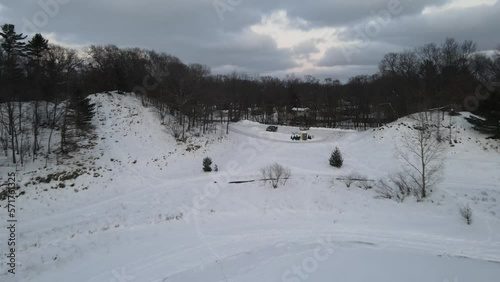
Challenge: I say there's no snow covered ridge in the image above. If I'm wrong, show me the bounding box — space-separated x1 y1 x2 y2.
0 92 500 282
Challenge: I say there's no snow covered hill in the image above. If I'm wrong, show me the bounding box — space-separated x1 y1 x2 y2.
1 92 500 282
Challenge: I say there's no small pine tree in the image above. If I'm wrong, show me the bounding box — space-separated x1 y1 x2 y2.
60 91 96 154
203 157 212 172
68 90 96 134
74 97 96 133
329 147 343 168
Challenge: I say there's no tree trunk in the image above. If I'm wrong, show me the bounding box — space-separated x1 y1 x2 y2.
33 100 39 160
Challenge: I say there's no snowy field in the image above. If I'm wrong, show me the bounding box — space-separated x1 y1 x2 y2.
1 93 500 282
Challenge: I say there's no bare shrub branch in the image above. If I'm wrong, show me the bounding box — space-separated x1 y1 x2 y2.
359 179 373 190
459 204 473 225
340 177 354 188
167 121 182 139
337 172 373 189
261 163 291 188
375 172 417 202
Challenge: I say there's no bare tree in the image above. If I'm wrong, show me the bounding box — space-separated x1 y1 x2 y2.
164 62 210 140
396 112 445 199
46 98 64 157
2 101 17 163
32 100 41 160
260 163 291 188
0 111 8 156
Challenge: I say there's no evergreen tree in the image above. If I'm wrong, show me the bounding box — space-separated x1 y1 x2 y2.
72 92 96 133
329 147 343 168
203 157 212 172
0 24 26 58
26 33 49 60
25 33 49 80
60 91 96 154
0 24 27 94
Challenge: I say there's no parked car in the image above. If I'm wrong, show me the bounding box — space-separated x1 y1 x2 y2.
266 126 278 132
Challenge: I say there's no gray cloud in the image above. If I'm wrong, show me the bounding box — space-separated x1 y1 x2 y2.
187 31 298 73
283 0 451 29
0 0 497 80
318 41 403 67
293 40 320 56
338 1 500 50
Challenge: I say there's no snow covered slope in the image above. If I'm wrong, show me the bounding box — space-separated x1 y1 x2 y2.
1 93 499 282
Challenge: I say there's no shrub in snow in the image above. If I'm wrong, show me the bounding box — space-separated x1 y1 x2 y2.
459 204 473 225
260 163 291 188
375 172 416 203
338 172 372 189
203 157 213 172
359 179 373 190
339 176 354 188
168 122 182 139
329 147 343 168
376 179 404 202
214 164 218 172
351 173 372 189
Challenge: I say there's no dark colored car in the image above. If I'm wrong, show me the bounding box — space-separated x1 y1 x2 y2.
266 126 278 132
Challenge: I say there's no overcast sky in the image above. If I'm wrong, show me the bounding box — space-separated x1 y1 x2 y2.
1 0 498 81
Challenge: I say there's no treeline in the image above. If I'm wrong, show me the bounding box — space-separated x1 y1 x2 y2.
1 23 500 164
78 40 500 133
